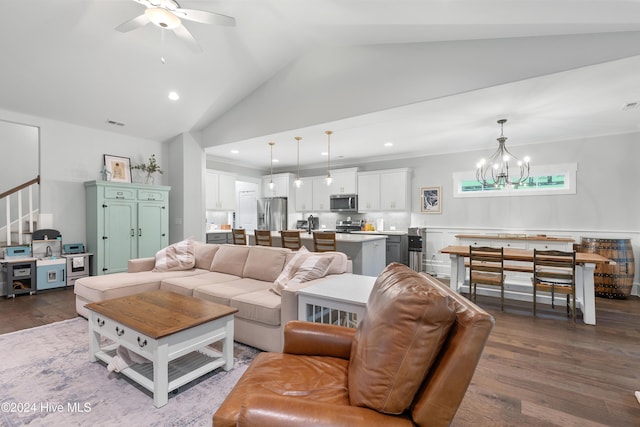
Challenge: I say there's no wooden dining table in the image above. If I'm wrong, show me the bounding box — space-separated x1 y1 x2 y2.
439 245 614 325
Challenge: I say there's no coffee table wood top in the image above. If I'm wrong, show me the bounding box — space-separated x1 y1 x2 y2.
86 290 238 339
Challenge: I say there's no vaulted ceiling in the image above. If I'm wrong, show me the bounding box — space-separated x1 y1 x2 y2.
2 1 640 170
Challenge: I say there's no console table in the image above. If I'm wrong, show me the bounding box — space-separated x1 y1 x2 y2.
298 274 376 328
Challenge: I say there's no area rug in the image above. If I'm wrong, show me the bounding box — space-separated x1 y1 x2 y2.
0 317 260 426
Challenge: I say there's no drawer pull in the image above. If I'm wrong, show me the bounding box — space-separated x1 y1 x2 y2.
115 326 125 336
97 318 105 327
137 337 147 348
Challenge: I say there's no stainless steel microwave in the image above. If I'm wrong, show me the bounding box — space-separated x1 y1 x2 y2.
330 194 358 212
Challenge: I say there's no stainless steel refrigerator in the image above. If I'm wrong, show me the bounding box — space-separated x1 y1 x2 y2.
257 197 288 231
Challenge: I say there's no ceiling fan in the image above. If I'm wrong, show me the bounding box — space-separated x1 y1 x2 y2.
115 0 236 52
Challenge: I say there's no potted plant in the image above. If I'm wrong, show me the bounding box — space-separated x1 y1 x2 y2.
132 154 163 184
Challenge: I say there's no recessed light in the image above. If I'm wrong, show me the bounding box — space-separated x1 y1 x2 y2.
273 159 279 163
321 151 328 156
384 142 393 147
168 91 179 101
230 149 239 154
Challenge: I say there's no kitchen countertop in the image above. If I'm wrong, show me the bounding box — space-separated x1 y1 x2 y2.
351 230 408 236
206 230 232 234
248 230 387 243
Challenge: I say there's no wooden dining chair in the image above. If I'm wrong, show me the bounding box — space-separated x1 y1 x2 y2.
469 246 505 311
533 249 577 322
254 229 273 247
313 231 337 252
280 230 302 251
231 228 247 245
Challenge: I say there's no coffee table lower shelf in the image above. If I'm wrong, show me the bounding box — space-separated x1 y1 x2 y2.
94 344 227 395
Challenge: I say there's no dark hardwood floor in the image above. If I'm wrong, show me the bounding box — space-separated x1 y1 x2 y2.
1 284 639 425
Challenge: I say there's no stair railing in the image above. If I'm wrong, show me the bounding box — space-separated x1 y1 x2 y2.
0 176 40 246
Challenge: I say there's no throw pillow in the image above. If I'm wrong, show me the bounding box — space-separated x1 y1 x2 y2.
348 263 457 414
271 246 310 295
152 239 195 272
287 255 332 287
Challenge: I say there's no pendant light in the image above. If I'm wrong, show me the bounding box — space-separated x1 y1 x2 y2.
268 141 275 190
294 136 302 188
325 130 333 186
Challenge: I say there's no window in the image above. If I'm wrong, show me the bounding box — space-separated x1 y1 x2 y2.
453 163 577 198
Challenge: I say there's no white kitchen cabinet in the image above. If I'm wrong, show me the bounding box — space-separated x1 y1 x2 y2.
312 177 331 211
295 177 314 211
206 171 236 211
380 170 409 210
329 168 358 195
357 169 409 212
262 173 294 198
357 173 380 211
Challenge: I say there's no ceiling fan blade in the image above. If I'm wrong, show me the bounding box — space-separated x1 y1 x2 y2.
176 8 236 26
172 25 202 53
115 14 150 32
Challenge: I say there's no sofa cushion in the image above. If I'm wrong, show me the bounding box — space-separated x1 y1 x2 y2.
193 278 273 306
242 246 289 282
230 289 282 326
348 263 456 414
74 269 208 303
211 245 250 276
193 242 220 270
153 238 195 272
160 272 241 296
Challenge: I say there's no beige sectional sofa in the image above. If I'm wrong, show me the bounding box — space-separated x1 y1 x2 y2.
74 242 351 352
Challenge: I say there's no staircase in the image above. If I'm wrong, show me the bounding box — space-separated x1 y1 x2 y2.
0 176 40 249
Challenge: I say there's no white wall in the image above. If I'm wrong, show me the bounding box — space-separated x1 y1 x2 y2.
168 132 205 243
0 108 165 244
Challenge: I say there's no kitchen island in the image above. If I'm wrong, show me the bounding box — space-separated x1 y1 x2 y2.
249 231 387 277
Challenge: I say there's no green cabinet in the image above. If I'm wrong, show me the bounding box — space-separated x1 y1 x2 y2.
85 181 170 275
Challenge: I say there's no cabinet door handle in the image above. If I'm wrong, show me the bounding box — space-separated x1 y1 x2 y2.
137 337 147 348
115 326 125 336
138 228 142 237
130 229 135 237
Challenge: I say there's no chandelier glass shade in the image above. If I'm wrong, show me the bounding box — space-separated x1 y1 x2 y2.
325 130 333 186
294 136 302 188
476 119 530 187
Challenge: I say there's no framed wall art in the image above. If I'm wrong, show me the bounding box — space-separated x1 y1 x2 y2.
103 154 131 183
420 186 441 214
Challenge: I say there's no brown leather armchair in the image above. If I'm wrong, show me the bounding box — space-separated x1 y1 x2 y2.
214 263 494 427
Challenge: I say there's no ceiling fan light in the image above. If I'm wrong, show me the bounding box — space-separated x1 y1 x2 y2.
145 7 181 29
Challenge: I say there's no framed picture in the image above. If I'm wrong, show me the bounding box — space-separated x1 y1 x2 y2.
103 154 131 183
420 186 441 214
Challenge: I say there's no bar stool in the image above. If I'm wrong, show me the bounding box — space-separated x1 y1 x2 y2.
280 230 302 250
313 231 337 252
232 228 247 245
254 229 273 247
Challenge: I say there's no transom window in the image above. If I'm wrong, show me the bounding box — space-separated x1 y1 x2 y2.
453 163 577 198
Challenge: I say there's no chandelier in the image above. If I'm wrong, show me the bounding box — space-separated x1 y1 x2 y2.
476 119 530 187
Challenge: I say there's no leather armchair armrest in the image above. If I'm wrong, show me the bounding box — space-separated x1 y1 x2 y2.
237 395 414 427
283 321 355 360
127 257 155 273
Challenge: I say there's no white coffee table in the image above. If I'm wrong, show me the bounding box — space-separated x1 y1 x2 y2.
297 274 376 328
86 290 237 407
